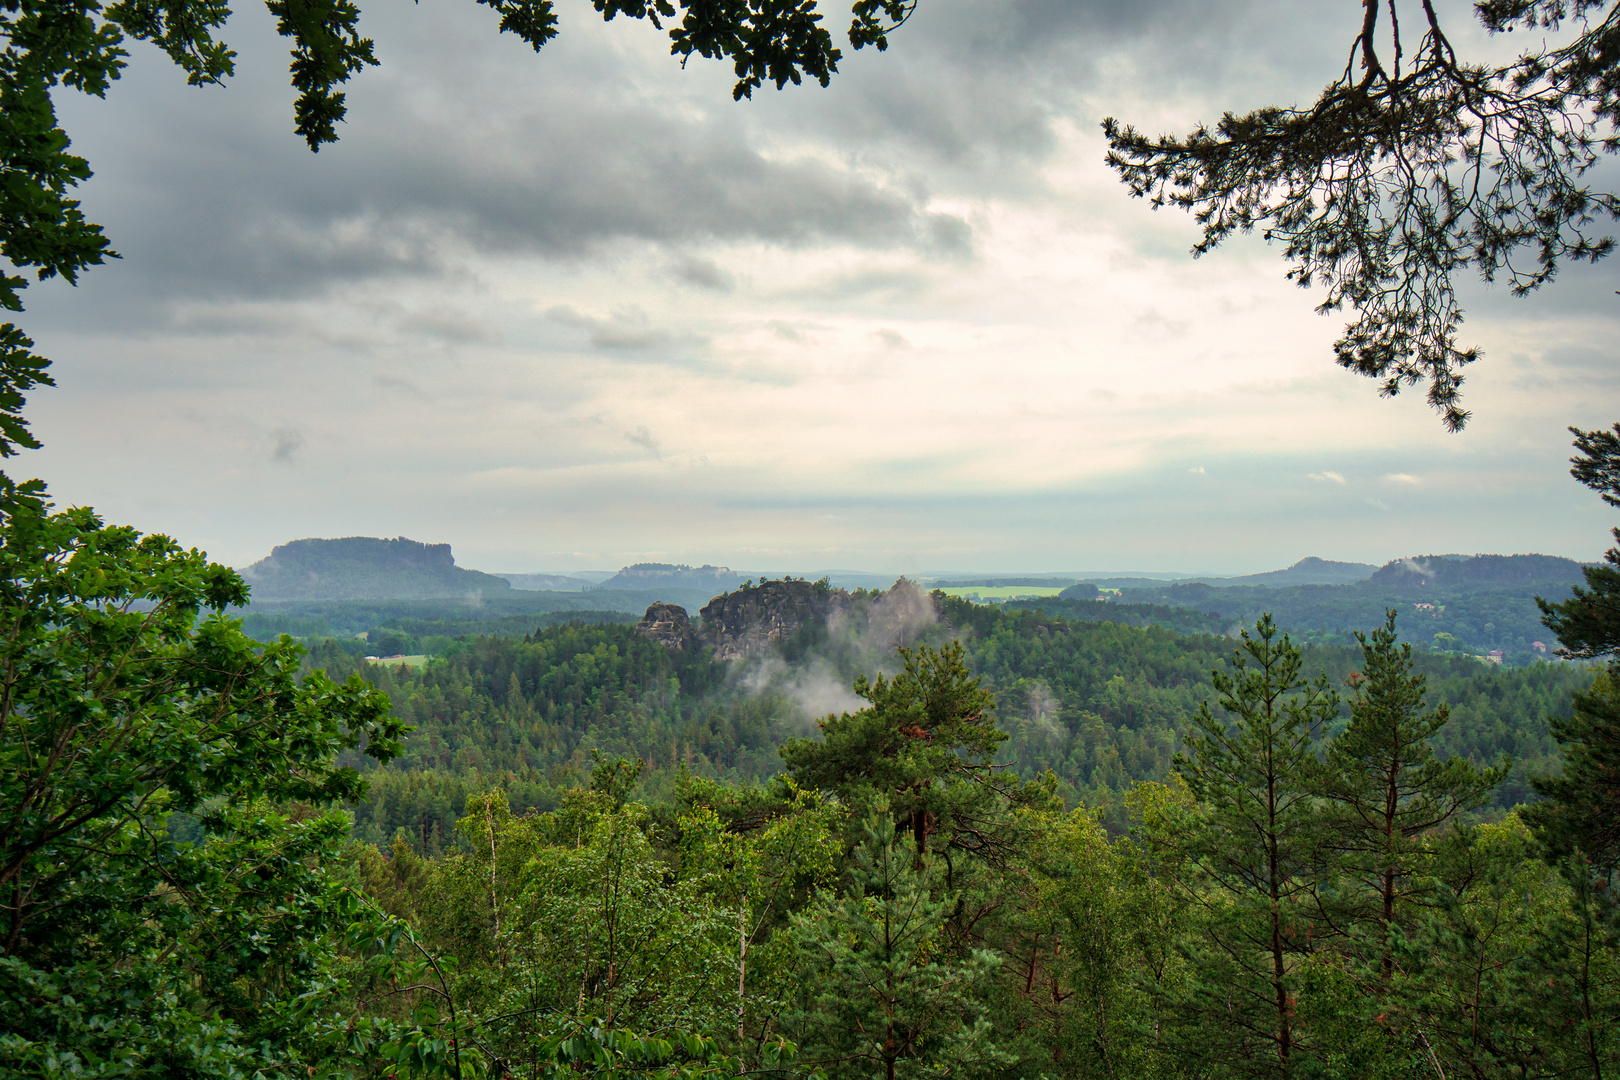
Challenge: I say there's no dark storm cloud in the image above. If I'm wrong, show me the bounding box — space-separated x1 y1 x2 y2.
27 0 1355 333
38 2 972 323
748 0 1321 181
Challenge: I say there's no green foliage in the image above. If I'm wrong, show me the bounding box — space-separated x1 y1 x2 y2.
1104 0 1620 428
1389 817 1615 1079
1524 670 1620 875
786 810 1009 1080
241 601 639 644
1168 615 1341 1078
326 596 1590 846
1001 801 1186 1079
345 767 840 1074
1539 422 1620 661
781 641 1006 857
322 603 1618 1080
1093 557 1587 662
1007 594 1231 636
0 489 408 1077
1319 611 1507 976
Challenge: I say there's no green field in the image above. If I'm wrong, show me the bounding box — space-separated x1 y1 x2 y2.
364 653 430 668
938 585 1068 600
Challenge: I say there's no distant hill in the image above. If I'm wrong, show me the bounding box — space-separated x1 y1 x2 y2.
1062 556 1376 594
936 577 1080 588
598 563 747 592
1225 556 1378 587
496 573 590 591
241 537 513 600
1368 553 1585 588
1082 552 1590 663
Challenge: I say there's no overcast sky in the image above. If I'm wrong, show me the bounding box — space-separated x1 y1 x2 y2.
14 0 1620 575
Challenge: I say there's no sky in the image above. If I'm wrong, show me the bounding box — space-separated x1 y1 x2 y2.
13 0 1620 575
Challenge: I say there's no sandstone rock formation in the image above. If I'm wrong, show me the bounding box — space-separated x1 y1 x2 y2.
633 576 944 661
636 602 699 651
698 579 849 661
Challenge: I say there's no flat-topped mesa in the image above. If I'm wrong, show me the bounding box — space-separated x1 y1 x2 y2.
637 602 699 651
699 578 849 661
240 535 512 601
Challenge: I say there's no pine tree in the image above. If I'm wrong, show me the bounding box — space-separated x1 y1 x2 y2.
1169 615 1340 1080
780 642 1006 860
787 810 1008 1080
1530 423 1620 885
1537 423 1620 663
1525 671 1620 882
1319 610 1507 976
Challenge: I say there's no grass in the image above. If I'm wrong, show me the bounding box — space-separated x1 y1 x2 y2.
365 654 430 668
937 586 1069 600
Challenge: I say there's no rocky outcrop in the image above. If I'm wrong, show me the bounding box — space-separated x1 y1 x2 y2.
601 563 746 591
240 536 513 601
635 577 942 660
637 602 699 651
699 579 848 661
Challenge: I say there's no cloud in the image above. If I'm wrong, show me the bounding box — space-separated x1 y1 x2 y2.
666 254 735 293
270 427 304 464
375 373 428 398
547 306 673 351
873 328 911 349
44 13 966 320
1384 473 1422 485
624 425 662 458
21 0 1620 578
1308 471 1346 484
398 306 495 345
769 320 811 343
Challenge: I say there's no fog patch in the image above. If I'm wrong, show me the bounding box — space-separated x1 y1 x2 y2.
861 577 941 654
733 653 865 730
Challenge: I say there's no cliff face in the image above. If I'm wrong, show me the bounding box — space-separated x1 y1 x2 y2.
240 536 514 600
634 577 939 661
698 579 848 660
636 602 699 651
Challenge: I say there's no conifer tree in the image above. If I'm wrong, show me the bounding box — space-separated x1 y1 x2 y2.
780 642 1006 860
1525 672 1620 880
1319 611 1507 975
786 809 1007 1080
1531 423 1620 885
1169 615 1339 1080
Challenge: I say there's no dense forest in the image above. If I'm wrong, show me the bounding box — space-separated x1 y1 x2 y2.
13 497 1620 1080
327 614 1620 1080
10 0 1620 1074
275 588 1593 853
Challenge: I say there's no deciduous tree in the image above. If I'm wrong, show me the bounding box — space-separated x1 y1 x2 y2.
0 487 407 1076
